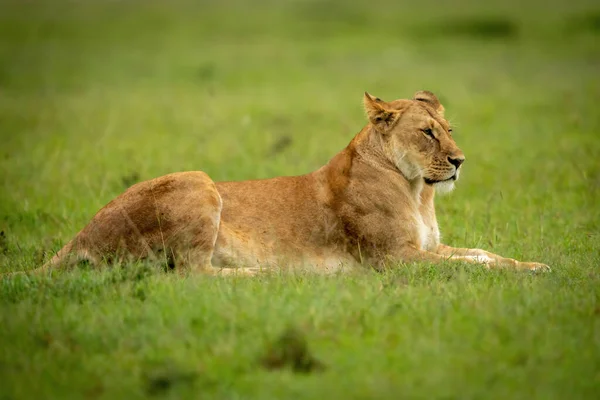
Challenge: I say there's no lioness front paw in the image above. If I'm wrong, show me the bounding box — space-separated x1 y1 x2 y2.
520 262 551 272
216 267 261 277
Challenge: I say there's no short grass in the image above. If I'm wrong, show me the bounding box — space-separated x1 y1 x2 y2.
1 0 599 398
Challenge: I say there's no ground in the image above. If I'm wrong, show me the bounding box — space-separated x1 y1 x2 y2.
0 0 599 398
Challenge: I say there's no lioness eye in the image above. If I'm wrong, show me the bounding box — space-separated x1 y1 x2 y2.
422 128 435 138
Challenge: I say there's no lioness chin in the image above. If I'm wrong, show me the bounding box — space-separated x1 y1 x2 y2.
21 91 550 276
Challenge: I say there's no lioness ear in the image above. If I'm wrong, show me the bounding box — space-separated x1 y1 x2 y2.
413 90 445 117
363 92 398 133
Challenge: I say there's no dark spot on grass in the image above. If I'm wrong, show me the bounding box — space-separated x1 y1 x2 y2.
260 327 325 374
386 302 404 316
268 135 293 156
121 172 140 188
566 12 600 34
427 17 518 40
84 382 104 399
0 231 8 255
145 365 197 396
197 63 216 81
511 351 529 366
190 317 203 329
294 1 368 30
36 332 54 348
132 284 146 301
147 375 171 395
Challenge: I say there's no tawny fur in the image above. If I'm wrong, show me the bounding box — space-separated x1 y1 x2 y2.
18 91 550 277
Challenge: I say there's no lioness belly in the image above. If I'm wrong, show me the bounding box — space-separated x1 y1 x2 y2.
211 223 357 273
211 177 356 272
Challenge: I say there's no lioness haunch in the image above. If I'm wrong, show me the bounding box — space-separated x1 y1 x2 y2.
34 91 550 276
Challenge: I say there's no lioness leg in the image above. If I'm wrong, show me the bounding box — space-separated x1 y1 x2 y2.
394 246 549 271
170 194 260 277
177 247 261 276
435 244 550 271
17 171 263 277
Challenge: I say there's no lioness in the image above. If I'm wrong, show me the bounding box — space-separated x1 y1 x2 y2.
30 91 550 276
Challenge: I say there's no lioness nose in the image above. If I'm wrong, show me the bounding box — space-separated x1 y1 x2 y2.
448 156 465 168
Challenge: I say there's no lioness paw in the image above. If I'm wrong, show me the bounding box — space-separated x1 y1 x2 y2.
521 262 552 272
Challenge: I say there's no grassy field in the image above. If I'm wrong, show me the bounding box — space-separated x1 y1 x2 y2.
1 0 599 398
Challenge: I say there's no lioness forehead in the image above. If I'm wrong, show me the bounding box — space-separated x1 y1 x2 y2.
419 104 450 131
389 99 449 131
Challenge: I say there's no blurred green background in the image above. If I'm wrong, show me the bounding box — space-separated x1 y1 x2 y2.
0 0 599 398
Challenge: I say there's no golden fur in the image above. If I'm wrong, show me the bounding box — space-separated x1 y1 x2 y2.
25 91 550 276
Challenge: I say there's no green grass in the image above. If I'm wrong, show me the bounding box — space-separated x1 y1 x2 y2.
1 0 599 398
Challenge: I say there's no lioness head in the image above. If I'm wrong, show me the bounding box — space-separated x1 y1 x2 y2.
363 91 465 193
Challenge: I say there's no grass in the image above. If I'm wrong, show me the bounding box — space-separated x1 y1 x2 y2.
0 0 599 398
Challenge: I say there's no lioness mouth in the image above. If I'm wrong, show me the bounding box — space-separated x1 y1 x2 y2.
424 175 457 185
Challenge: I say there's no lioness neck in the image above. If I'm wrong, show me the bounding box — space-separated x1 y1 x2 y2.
353 125 425 201
316 125 425 205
